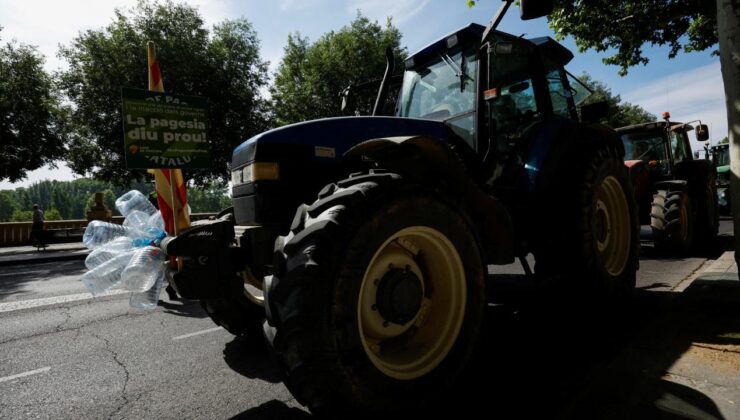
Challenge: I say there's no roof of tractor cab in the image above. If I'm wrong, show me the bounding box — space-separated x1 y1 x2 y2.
404 23 573 69
616 121 687 133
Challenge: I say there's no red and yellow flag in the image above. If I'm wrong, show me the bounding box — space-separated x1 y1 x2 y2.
147 41 190 235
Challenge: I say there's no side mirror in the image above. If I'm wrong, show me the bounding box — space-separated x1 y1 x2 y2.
580 100 609 123
695 124 709 142
520 0 554 20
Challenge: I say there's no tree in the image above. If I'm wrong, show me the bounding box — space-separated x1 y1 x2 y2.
0 191 18 222
0 28 65 183
578 73 655 127
57 0 270 186
186 180 230 212
271 13 406 126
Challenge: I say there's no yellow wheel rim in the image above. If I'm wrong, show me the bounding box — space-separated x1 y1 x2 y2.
358 226 466 380
679 196 689 242
594 176 630 276
241 271 264 307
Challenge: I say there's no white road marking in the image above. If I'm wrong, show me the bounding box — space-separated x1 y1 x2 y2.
172 327 224 341
0 366 51 383
0 290 128 313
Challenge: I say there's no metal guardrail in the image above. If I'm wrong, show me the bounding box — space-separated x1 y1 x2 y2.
0 213 217 247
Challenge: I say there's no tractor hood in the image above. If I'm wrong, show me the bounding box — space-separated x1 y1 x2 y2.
232 116 450 168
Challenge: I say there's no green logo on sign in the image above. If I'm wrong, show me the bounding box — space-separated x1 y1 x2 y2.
121 87 210 169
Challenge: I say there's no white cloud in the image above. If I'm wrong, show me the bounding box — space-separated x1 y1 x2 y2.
623 62 729 147
348 0 430 25
0 163 79 191
275 0 323 12
0 0 237 72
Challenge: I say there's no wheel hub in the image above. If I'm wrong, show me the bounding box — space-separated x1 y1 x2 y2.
376 267 423 325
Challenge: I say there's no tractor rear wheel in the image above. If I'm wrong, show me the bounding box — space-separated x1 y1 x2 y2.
651 189 694 253
532 142 639 297
694 170 719 247
264 172 485 416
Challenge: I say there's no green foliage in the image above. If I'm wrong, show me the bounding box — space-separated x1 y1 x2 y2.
44 208 63 221
0 29 65 182
0 178 228 221
547 1 717 75
578 73 655 127
57 0 270 185
271 13 406 126
719 137 729 144
10 210 32 222
186 181 231 212
0 191 19 222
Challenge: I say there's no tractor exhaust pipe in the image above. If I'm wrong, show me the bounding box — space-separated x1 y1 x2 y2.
373 47 395 116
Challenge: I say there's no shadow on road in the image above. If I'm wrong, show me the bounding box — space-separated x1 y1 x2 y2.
229 400 311 420
156 299 209 320
0 259 87 299
223 333 284 384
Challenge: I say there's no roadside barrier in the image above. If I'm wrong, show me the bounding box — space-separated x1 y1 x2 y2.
0 213 216 247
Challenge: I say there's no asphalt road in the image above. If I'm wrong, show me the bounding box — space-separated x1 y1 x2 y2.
0 220 733 419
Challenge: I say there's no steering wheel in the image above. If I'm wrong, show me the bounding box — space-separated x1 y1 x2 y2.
638 145 656 160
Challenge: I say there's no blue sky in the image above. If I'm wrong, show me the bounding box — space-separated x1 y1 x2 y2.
0 0 727 189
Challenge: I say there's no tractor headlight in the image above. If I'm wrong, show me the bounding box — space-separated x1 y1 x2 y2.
232 162 279 186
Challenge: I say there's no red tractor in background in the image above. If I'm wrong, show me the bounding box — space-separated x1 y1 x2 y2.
618 112 718 252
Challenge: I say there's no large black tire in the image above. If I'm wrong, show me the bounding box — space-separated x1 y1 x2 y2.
201 275 265 336
532 140 640 297
265 172 486 416
695 170 719 247
651 189 694 253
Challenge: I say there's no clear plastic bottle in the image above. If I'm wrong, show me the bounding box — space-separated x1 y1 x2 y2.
129 270 165 309
120 246 165 292
83 221 144 250
80 250 135 296
123 210 151 230
115 190 157 217
147 211 165 231
84 237 133 270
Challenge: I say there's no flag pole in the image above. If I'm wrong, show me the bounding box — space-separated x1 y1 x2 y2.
147 41 190 238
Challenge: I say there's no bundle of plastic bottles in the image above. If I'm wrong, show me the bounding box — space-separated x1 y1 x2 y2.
81 190 169 309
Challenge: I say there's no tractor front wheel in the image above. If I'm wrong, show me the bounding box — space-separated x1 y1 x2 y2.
265 172 485 416
651 189 694 253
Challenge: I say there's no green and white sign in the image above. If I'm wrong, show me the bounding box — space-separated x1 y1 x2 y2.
122 87 210 169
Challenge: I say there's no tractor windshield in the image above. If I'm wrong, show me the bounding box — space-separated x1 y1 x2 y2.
713 145 730 167
398 48 478 120
621 129 670 174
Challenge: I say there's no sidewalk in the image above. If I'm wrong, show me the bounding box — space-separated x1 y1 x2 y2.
0 242 89 266
564 251 740 420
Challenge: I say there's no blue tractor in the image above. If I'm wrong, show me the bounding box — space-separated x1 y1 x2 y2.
161 1 639 415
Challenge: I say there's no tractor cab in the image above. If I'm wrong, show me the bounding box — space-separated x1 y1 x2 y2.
396 24 598 194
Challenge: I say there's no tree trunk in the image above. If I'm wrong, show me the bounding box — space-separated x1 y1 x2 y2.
717 0 740 273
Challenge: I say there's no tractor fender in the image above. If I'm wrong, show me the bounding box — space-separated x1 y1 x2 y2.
653 180 688 192
344 135 515 265
674 159 716 190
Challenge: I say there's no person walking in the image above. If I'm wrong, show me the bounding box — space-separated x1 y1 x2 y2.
30 204 45 246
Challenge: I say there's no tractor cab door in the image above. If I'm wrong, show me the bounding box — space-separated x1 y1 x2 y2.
481 33 547 184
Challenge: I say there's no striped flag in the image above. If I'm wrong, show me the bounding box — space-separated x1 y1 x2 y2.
147 41 191 235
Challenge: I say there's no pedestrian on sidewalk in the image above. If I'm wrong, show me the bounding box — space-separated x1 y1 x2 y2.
30 204 45 246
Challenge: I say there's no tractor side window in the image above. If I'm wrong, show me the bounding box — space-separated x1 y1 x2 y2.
671 130 689 162
546 69 573 118
488 79 537 146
